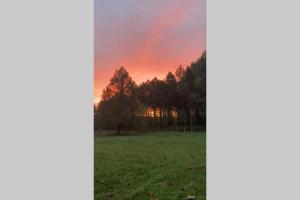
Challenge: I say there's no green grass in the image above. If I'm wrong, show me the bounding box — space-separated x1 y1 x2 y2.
94 132 206 200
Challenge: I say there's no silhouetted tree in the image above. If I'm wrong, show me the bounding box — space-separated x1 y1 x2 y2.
96 67 138 134
164 72 178 127
95 52 206 134
175 65 185 81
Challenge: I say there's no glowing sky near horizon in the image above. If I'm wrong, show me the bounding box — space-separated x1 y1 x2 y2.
95 0 206 103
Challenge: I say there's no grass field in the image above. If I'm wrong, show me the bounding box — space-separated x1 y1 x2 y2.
94 132 206 200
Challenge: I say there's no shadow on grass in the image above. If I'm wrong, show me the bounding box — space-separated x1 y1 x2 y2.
94 130 206 137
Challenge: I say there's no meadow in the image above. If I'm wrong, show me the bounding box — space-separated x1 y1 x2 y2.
94 132 206 200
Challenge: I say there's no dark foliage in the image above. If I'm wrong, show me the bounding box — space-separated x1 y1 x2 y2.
95 52 206 134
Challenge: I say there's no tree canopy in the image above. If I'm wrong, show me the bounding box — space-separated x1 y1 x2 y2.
95 67 138 134
95 52 206 134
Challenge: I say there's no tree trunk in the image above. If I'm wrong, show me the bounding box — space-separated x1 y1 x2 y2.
159 108 163 130
186 108 190 128
154 108 158 131
116 124 121 135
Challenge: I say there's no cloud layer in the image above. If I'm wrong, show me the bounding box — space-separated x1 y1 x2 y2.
95 0 206 103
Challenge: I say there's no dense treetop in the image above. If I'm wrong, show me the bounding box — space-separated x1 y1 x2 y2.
95 52 206 134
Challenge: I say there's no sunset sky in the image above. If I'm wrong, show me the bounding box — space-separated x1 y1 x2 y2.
95 0 206 103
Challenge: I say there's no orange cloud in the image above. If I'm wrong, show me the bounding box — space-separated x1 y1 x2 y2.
94 0 206 103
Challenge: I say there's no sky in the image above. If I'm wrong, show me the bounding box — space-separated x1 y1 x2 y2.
95 0 206 103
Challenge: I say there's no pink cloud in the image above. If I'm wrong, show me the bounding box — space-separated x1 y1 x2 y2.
94 0 206 103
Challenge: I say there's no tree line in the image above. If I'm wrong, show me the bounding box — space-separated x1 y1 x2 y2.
95 51 206 134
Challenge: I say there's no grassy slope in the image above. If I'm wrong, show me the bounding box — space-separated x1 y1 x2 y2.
95 132 206 200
